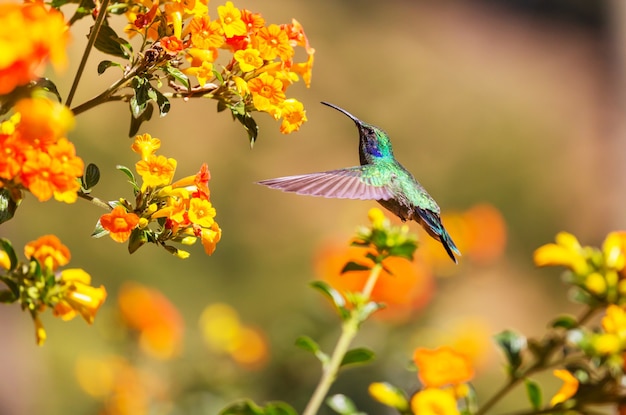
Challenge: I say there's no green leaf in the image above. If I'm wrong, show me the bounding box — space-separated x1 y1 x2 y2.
341 261 371 274
130 76 150 118
0 238 18 272
550 314 578 330
0 188 19 225
97 60 121 75
494 330 526 375
91 219 109 238
388 241 417 260
115 165 139 190
340 347 375 367
220 400 264 415
0 289 16 303
93 24 131 58
310 281 350 320
232 111 258 146
295 335 329 365
151 87 170 117
357 301 385 322
32 78 62 102
326 395 364 415
525 379 542 411
165 65 190 90
262 402 298 415
82 163 100 191
128 228 147 254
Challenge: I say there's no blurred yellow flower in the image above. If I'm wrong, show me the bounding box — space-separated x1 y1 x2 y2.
550 369 579 407
534 231 589 275
413 346 474 388
602 305 626 338
410 388 459 415
53 268 107 324
368 382 409 411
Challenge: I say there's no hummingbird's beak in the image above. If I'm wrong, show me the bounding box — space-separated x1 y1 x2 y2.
320 102 361 125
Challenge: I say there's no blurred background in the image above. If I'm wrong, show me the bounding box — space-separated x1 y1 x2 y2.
0 0 623 414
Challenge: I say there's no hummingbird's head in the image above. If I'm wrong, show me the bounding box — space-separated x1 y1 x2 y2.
321 101 393 159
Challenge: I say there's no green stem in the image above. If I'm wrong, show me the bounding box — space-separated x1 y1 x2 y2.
302 263 383 415
65 0 112 108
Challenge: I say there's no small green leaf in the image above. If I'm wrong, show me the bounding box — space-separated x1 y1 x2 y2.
550 315 578 330
32 78 62 102
262 402 298 415
82 163 100 190
165 65 190 90
128 228 147 254
91 219 109 238
388 241 417 260
151 87 170 117
97 60 121 75
340 347 375 367
341 261 371 274
295 335 329 365
310 281 349 320
219 400 264 415
0 188 19 225
494 330 526 375
357 301 385 321
0 289 16 303
232 111 258 146
115 165 139 190
326 394 364 415
525 379 542 410
130 76 150 118
0 238 18 272
93 24 130 58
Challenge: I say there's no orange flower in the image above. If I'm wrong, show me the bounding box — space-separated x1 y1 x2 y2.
241 9 265 33
0 3 69 94
315 241 434 320
48 137 85 177
254 24 293 61
160 35 184 53
24 234 70 271
53 268 107 324
412 346 474 388
100 206 140 243
118 282 184 359
135 154 177 189
0 133 27 180
15 98 75 147
21 150 69 201
550 369 579 406
201 222 222 255
188 15 224 49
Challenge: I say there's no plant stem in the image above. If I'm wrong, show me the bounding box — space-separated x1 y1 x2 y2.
77 191 114 210
302 263 383 415
65 0 112 108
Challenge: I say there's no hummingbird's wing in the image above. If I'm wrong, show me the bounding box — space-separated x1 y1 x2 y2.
257 166 396 200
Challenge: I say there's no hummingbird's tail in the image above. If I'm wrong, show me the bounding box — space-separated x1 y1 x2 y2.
415 207 461 264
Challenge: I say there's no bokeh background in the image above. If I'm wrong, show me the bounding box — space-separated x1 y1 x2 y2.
0 0 623 414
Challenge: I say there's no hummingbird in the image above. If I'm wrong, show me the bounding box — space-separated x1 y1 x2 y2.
258 102 460 263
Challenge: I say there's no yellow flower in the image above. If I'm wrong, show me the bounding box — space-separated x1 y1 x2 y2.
15 97 74 146
279 99 307 134
218 1 246 38
234 47 263 73
584 272 606 295
135 154 177 189
550 369 579 407
592 333 622 355
53 268 107 324
602 305 626 338
188 197 216 228
0 250 10 270
368 382 409 411
33 314 47 346
413 346 474 388
533 231 590 275
188 15 224 49
603 231 626 270
247 72 285 112
131 133 161 161
410 388 459 415
368 207 387 230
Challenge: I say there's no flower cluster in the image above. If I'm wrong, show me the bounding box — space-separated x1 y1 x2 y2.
0 98 83 203
97 133 221 258
534 231 626 305
369 346 474 415
0 235 106 345
0 2 69 94
123 0 314 137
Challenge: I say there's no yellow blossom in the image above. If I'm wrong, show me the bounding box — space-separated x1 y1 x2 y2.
279 99 307 134
413 346 474 388
603 231 626 270
247 72 285 112
368 382 409 411
201 222 222 255
585 272 606 295
188 198 216 227
254 24 293 61
131 133 161 160
218 1 246 38
550 369 579 407
53 268 107 324
533 231 590 275
234 47 263 72
602 305 626 338
135 154 177 189
410 388 459 415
